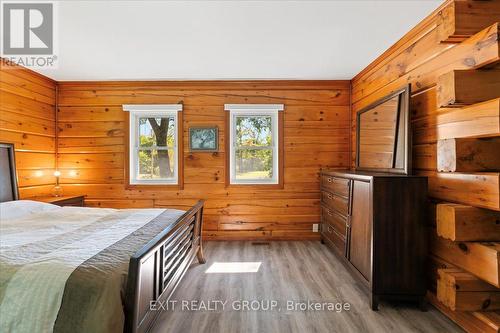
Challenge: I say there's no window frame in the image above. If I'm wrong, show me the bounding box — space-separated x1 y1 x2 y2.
225 104 284 187
123 104 183 187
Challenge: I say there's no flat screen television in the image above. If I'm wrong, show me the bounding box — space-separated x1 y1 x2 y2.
356 84 411 175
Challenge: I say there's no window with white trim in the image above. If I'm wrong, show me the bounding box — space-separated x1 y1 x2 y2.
225 104 283 185
123 104 182 185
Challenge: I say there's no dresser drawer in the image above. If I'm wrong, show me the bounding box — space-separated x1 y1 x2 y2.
322 206 347 238
321 191 349 217
322 222 346 256
321 175 350 198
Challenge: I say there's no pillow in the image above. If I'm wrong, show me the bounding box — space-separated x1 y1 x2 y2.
0 200 60 220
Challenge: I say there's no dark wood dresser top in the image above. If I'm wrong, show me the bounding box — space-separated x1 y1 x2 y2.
321 169 427 180
26 195 85 207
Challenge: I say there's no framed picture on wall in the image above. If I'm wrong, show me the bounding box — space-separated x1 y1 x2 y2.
189 126 219 152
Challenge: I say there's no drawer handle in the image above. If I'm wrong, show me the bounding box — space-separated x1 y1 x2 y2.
327 177 332 183
327 193 333 200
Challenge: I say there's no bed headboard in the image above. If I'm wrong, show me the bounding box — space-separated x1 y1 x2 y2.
0 143 19 202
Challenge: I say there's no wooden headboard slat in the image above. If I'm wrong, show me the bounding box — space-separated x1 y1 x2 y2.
0 143 19 202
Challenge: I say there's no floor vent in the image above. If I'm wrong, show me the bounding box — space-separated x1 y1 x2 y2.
251 242 270 246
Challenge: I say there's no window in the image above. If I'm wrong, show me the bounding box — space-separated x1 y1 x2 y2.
225 104 284 185
123 104 182 185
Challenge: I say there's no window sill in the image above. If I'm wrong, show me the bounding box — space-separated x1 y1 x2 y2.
225 183 284 190
125 183 183 190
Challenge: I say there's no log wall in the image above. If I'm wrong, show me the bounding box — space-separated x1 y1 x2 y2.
56 80 351 240
351 0 500 331
0 61 57 197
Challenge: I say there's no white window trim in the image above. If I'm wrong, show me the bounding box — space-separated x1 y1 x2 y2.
224 104 284 112
123 104 183 112
225 104 283 185
123 104 182 185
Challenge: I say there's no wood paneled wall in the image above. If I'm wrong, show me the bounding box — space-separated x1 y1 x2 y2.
0 60 57 197
351 0 500 331
56 81 350 240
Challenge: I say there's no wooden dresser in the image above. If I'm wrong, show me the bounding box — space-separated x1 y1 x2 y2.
320 169 428 310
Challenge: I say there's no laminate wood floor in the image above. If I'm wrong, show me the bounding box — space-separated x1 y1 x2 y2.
152 241 462 333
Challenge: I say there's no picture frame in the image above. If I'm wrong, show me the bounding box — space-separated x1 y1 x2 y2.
189 126 219 152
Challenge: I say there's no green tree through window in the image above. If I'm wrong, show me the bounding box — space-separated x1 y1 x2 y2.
235 116 273 180
138 117 175 180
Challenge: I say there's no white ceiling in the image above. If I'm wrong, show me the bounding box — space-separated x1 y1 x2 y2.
36 0 443 81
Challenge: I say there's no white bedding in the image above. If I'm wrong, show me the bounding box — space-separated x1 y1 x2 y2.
0 201 177 333
0 200 60 220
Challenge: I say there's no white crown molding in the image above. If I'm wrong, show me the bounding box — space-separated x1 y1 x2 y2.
224 104 284 112
123 104 183 112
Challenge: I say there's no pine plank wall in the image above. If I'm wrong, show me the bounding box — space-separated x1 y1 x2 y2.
0 62 57 196
55 81 351 241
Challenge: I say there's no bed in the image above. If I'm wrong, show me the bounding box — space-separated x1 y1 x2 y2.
0 142 206 333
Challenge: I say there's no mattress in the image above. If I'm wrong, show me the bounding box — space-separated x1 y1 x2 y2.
0 201 185 333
